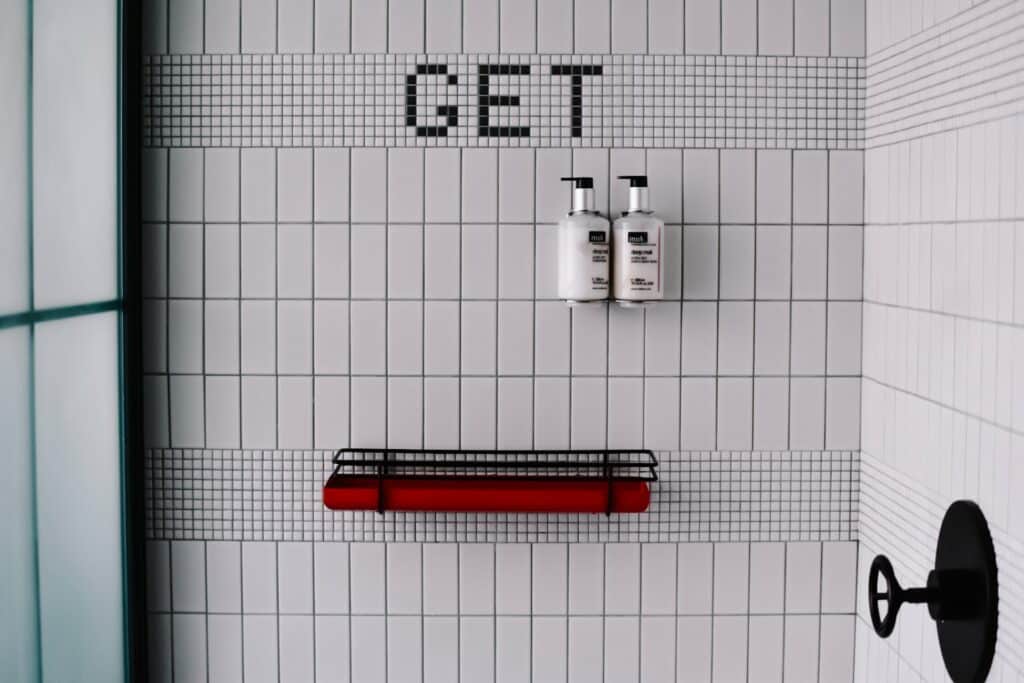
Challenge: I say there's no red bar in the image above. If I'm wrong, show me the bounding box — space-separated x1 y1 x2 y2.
323 475 650 513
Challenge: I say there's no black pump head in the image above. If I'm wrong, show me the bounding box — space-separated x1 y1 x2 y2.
560 176 594 189
617 175 648 188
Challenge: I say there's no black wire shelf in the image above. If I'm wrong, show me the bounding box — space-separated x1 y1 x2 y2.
323 448 658 516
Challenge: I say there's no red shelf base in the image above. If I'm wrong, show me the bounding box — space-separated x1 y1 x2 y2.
323 475 651 513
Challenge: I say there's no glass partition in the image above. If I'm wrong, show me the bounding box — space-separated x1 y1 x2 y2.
0 328 37 683
0 0 29 315
0 1 133 681
35 315 124 681
32 0 118 309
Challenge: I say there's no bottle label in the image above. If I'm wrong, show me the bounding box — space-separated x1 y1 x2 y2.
613 224 663 299
557 220 610 300
590 241 609 288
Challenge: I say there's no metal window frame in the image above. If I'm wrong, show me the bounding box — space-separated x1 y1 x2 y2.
4 0 146 679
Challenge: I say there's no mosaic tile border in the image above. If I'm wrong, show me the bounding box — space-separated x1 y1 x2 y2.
143 53 865 149
143 449 859 542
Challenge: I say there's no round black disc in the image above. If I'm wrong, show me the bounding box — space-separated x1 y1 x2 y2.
934 500 998 683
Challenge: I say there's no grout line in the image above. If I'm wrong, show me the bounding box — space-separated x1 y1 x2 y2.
239 542 245 683
679 152 686 451
385 151 391 451
422 150 427 450
274 148 279 450
457 543 462 683
142 370 870 379
605 148 612 451
714 150 722 450
531 151 538 451
780 542 788 681
309 150 318 673
640 150 649 450
495 150 500 451
787 152 794 449
458 148 463 450
567 151 576 449
201 87 208 449
275 541 281 682
237 151 243 449
145 607 864 618
492 543 497 682
420 544 425 683
347 542 353 682
168 541 176 682
673 543 680 682
165 152 173 447
816 541 824 681
148 219 877 228
744 541 751 682
710 542 716 683
204 540 211 682
751 154 758 451
347 150 352 451
637 544 644 682
602 543 607 683
718 0 723 55
824 150 831 450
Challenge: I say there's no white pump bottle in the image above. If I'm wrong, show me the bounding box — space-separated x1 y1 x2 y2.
557 177 610 304
612 175 664 306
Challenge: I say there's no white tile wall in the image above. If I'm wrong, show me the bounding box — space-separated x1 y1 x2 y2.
145 54 865 151
857 0 1024 680
149 540 856 682
144 147 864 455
145 447 859 543
141 0 867 679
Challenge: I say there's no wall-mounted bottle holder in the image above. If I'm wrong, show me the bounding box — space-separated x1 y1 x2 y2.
868 500 998 683
322 449 657 515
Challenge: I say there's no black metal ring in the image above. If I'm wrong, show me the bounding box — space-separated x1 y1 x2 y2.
869 555 901 638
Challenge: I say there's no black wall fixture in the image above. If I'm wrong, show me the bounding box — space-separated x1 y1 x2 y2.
868 500 998 683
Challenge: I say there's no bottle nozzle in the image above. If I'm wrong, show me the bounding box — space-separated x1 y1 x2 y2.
617 175 648 188
561 176 595 213
561 176 595 189
617 175 650 212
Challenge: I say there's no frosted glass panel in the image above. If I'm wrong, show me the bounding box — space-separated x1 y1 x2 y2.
32 0 117 308
0 328 39 683
34 313 124 683
0 0 29 315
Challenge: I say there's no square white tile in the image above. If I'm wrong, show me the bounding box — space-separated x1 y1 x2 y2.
532 544 568 615
496 544 531 615
605 543 640 614
459 544 495 615
350 543 386 614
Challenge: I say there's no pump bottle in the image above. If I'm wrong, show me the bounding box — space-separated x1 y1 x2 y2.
557 177 610 304
612 175 664 306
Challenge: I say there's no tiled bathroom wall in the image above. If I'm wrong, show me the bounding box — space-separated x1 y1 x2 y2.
142 146 866 454
147 539 857 683
856 0 1024 680
141 0 865 679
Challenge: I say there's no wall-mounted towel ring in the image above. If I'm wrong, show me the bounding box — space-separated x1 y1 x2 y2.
868 500 998 683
